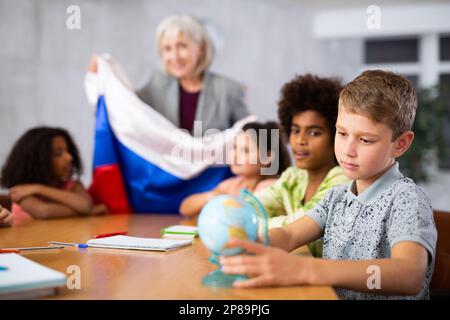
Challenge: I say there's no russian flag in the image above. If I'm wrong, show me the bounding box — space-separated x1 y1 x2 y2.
85 55 255 214
88 95 133 214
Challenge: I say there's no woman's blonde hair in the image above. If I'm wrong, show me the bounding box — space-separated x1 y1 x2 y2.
155 15 214 77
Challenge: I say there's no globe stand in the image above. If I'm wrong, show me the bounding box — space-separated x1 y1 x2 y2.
202 254 247 288
201 189 270 288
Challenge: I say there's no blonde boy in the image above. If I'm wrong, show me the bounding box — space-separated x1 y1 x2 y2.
221 70 437 300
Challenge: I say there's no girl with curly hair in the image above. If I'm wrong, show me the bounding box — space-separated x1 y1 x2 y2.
1 127 107 221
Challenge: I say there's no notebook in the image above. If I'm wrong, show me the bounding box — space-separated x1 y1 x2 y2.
0 253 67 299
86 235 193 251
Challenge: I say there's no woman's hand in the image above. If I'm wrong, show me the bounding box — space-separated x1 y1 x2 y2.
219 238 313 288
88 54 98 73
0 206 13 227
9 184 41 203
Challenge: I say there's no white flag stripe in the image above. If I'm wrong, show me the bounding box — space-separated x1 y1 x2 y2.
85 54 256 179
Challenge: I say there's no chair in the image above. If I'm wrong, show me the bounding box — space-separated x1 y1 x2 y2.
430 210 450 299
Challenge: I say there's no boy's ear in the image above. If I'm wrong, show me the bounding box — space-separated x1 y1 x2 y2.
392 131 414 158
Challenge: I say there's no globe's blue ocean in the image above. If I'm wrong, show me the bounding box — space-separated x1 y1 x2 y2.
198 194 259 256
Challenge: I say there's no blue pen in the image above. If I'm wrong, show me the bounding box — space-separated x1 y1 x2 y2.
0 266 8 271
48 241 88 248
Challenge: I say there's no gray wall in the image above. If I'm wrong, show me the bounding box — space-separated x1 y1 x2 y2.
1 0 447 210
1 0 354 181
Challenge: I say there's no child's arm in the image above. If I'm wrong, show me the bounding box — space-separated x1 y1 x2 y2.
221 239 428 296
219 215 322 286
91 203 109 216
10 182 93 215
0 206 13 227
179 189 220 217
301 241 428 295
17 196 81 219
18 197 107 219
268 215 323 251
179 178 237 217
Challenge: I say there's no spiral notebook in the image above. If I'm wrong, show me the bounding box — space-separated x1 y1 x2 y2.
86 235 192 252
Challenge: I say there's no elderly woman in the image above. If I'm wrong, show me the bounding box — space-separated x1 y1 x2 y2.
136 15 250 133
85 15 252 214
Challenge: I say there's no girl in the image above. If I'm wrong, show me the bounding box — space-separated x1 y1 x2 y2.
179 121 291 217
1 127 107 220
255 74 350 257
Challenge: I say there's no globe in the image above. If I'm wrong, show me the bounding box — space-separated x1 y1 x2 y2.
198 195 258 256
198 189 269 287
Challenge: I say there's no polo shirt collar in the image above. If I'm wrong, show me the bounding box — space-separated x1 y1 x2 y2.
347 162 403 205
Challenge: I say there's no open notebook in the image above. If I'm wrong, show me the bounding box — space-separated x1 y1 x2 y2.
0 253 66 299
86 235 193 251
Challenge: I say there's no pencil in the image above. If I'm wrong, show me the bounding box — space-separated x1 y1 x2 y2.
0 246 65 252
18 246 65 251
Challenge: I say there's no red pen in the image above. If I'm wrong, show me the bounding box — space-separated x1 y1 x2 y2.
94 231 128 239
0 249 20 254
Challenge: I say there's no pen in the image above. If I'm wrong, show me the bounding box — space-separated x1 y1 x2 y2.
95 231 127 239
0 249 20 254
48 241 88 248
0 266 9 271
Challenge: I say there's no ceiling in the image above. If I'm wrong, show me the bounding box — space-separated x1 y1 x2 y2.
293 0 450 9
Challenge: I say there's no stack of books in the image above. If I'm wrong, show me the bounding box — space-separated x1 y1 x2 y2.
161 225 198 240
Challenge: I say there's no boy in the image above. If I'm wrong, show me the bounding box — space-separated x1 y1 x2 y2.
220 70 437 299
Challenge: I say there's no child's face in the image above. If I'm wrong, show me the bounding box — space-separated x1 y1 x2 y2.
289 111 335 171
230 132 264 178
51 136 73 182
335 106 398 185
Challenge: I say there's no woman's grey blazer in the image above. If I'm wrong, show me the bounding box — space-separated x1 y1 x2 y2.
136 71 250 133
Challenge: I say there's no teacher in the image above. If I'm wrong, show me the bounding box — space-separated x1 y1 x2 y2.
136 15 250 134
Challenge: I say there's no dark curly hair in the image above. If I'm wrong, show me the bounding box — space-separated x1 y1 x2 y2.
1 127 82 188
242 121 291 176
278 74 343 140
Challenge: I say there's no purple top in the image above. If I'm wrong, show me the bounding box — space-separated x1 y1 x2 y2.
179 85 200 133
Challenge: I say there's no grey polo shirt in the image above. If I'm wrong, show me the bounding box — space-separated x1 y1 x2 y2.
307 162 437 300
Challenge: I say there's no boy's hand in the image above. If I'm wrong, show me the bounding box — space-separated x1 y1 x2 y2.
219 238 313 288
0 206 13 227
9 184 40 203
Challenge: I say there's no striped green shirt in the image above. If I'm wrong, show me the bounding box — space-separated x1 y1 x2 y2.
256 165 349 257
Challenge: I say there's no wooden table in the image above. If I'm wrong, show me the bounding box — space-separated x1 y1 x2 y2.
0 214 337 299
